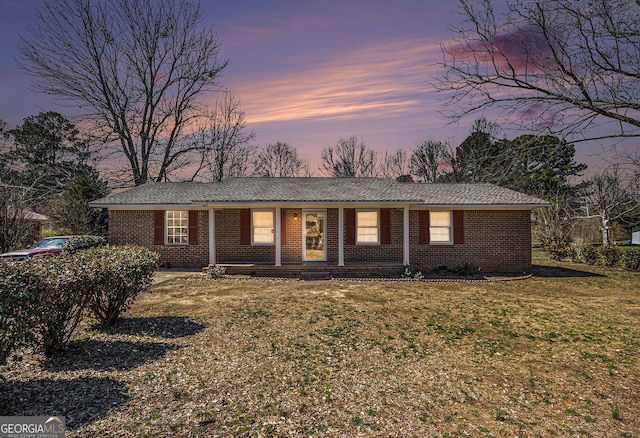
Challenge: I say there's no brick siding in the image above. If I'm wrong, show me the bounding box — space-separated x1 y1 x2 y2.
409 209 531 273
108 210 208 268
215 209 274 263
343 208 404 263
109 207 532 272
282 208 302 263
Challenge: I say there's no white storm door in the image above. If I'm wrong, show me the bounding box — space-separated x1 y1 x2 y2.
302 211 326 261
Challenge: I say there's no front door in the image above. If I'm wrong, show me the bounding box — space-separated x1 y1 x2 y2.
303 211 326 261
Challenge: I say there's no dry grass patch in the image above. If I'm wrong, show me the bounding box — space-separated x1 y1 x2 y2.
2 256 639 437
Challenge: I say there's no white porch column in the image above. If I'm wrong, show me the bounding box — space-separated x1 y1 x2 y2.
275 207 282 267
208 208 216 266
338 207 345 266
403 207 410 266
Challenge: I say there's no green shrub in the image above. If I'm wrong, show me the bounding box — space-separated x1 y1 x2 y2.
0 245 157 360
208 264 226 279
600 246 621 267
450 263 482 277
0 262 41 364
87 246 158 325
36 256 93 355
539 227 573 261
400 265 423 279
0 256 91 358
580 245 600 265
546 241 575 261
621 249 640 271
62 235 107 253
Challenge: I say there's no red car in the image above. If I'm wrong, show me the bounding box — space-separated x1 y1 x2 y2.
0 236 72 262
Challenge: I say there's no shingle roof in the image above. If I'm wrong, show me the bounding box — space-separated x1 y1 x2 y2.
90 178 550 207
91 182 214 206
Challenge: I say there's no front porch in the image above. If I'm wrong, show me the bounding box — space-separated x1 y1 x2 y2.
210 262 406 279
210 207 411 269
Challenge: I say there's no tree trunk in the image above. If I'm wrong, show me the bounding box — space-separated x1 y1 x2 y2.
601 214 611 247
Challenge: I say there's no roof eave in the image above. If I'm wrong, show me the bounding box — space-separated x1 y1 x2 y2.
89 203 202 209
410 202 551 209
91 201 551 209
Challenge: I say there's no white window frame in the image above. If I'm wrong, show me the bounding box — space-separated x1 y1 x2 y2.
429 210 452 245
252 209 275 245
356 209 379 245
166 210 188 245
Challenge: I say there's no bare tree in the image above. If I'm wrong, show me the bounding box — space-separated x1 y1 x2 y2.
532 183 582 259
410 140 450 183
582 166 640 246
254 142 308 177
380 149 411 180
320 136 378 177
0 184 35 253
437 0 640 144
192 92 256 182
19 0 228 186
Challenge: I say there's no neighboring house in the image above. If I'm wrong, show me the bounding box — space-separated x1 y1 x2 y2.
89 178 550 275
24 211 50 243
632 226 640 245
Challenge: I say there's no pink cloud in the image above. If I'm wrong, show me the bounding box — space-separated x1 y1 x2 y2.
219 38 441 125
448 26 552 74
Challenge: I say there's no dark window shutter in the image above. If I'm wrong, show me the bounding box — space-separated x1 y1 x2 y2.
154 210 165 245
419 210 430 244
240 209 251 245
188 211 198 245
380 208 391 244
453 210 464 244
280 209 287 246
345 208 356 245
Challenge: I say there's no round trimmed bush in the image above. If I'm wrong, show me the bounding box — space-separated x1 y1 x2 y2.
600 246 621 267
621 249 640 271
580 244 599 265
86 246 158 325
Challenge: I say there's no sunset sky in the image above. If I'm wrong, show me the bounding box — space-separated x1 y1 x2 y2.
0 0 607 172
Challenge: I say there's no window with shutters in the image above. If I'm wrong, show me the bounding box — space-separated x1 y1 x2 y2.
252 210 275 245
429 211 452 244
166 210 188 245
356 210 379 244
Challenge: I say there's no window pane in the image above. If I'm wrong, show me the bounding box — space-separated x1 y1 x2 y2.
357 211 378 227
430 226 450 242
357 228 379 243
253 210 274 244
356 211 378 243
253 211 274 227
253 229 274 243
430 211 450 227
166 210 188 244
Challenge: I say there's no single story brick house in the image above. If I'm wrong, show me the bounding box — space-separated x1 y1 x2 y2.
90 178 549 276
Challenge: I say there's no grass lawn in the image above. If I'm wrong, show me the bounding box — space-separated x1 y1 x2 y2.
2 253 639 437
